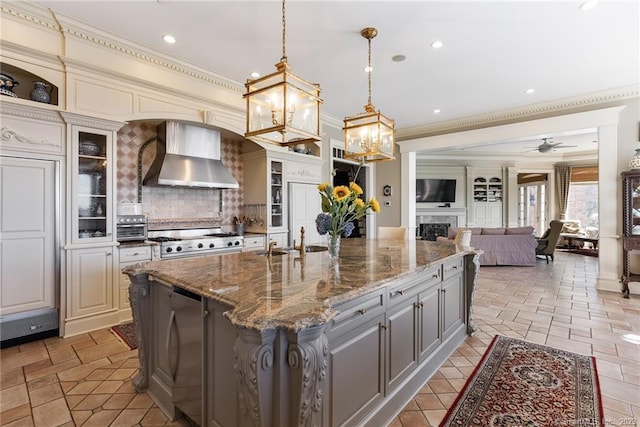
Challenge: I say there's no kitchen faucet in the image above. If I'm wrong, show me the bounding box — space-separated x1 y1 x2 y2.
268 241 278 257
293 227 306 254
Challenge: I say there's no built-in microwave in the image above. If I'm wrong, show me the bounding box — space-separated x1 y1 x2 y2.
116 215 148 242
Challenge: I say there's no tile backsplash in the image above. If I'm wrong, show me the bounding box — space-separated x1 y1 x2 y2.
117 121 243 226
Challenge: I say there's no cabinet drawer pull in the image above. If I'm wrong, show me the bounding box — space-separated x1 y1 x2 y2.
398 289 404 296
358 308 367 315
414 302 424 309
106 252 112 256
452 265 458 270
432 273 439 278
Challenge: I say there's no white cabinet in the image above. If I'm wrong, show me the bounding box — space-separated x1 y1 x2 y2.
67 246 116 319
0 157 57 316
243 234 266 252
62 113 124 336
118 245 152 321
471 174 503 227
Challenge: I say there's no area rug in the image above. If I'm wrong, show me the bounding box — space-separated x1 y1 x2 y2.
110 322 137 350
440 335 603 427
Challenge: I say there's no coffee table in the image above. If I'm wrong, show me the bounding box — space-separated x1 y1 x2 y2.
565 236 599 251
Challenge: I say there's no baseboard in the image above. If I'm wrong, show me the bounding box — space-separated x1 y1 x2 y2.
63 311 121 337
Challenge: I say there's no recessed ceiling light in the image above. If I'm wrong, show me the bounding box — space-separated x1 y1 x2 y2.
579 0 598 10
431 41 444 49
433 109 441 114
525 88 535 94
250 72 260 78
364 65 373 73
162 34 176 44
391 54 406 62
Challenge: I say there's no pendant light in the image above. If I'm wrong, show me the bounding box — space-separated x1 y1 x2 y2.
343 27 395 162
244 0 323 146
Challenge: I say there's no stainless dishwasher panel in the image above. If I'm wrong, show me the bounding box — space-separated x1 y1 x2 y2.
169 287 202 425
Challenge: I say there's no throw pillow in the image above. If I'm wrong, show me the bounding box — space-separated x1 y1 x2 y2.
481 228 506 235
505 226 535 235
447 227 458 239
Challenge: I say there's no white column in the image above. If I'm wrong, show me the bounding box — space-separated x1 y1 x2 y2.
596 124 621 292
401 151 417 240
506 167 519 227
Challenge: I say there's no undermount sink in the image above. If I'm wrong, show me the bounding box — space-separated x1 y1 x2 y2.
255 250 288 256
304 245 328 253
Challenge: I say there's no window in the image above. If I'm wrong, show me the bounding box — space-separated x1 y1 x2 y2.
518 183 547 234
566 183 598 228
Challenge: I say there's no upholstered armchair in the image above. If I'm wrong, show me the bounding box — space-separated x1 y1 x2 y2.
536 220 563 264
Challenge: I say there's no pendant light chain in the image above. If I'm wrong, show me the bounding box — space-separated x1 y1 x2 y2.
281 0 287 62
367 35 372 106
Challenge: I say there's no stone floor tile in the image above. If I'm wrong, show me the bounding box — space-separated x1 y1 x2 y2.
80 409 120 426
47 347 78 365
0 367 25 390
43 333 93 351
399 409 429 426
56 358 111 382
89 329 118 344
24 359 81 383
115 380 137 394
140 407 171 426
427 379 455 394
107 368 137 381
73 393 111 411
110 408 148 426
64 394 85 410
65 380 102 395
28 382 63 407
127 393 154 409
31 397 72 427
102 393 135 410
414 393 444 410
388 416 403 427
422 409 447 426
70 410 92 426
436 392 458 408
75 340 129 364
0 383 29 413
92 380 123 394
0 403 31 425
2 415 34 427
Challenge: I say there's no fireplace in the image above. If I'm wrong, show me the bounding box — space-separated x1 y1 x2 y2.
419 223 450 241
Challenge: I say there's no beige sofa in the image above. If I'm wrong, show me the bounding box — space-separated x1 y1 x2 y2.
438 226 537 266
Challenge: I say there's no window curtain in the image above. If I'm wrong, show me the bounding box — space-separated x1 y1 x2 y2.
555 165 572 219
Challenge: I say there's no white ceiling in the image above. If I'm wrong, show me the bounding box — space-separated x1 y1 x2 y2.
28 0 639 155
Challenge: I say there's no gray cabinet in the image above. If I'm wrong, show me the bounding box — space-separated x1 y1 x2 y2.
148 283 177 419
326 314 385 427
442 274 464 340
386 300 418 392
205 299 237 427
417 283 441 361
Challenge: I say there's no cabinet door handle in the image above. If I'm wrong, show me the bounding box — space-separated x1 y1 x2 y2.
166 310 177 382
452 265 458 270
432 273 439 278
442 289 447 294
203 310 209 318
380 324 387 330
398 289 404 296
106 252 112 256
358 308 367 315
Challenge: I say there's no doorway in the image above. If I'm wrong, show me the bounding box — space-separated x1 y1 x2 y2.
517 173 548 235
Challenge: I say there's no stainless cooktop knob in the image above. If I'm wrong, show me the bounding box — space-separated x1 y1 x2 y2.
227 242 233 247
209 243 215 248
166 247 173 253
198 243 204 248
234 241 240 246
176 246 182 252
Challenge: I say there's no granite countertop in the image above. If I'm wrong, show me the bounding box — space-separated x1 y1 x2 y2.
124 239 475 332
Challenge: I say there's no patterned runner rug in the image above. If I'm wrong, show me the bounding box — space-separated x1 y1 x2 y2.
110 322 137 350
440 335 603 427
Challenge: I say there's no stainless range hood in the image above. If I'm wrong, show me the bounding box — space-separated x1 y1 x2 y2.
143 121 239 189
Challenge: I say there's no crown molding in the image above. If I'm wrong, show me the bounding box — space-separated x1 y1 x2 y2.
2 2 244 94
59 112 124 131
397 85 640 141
0 101 64 123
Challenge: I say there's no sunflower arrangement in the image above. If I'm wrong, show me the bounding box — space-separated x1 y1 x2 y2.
315 182 380 239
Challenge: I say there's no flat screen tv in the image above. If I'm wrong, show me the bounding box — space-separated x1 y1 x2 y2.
416 179 456 203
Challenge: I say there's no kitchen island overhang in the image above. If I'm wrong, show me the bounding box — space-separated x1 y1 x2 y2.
125 239 481 426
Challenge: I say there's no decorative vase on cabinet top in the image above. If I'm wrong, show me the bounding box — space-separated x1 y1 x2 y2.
0 73 19 97
629 148 640 170
30 81 52 104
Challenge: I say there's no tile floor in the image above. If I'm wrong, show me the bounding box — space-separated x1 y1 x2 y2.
1 252 638 426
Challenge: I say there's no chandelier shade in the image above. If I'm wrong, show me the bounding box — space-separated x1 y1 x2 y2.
343 27 395 162
244 0 322 146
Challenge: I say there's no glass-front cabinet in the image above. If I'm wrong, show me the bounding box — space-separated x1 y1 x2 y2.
270 160 283 227
620 170 640 298
71 126 114 243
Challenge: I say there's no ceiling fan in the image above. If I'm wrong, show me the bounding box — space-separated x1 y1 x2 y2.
526 137 577 153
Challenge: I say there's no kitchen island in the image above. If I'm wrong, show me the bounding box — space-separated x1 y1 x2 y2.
125 239 480 427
